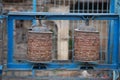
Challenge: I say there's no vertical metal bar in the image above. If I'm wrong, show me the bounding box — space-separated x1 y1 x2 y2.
82 0 84 23
32 0 37 25
96 0 99 31
107 0 115 63
113 70 119 80
105 21 108 63
99 0 104 61
119 17 120 69
92 0 94 27
107 23 112 64
59 0 60 7
72 20 74 62
73 0 75 13
78 0 80 13
32 70 35 78
87 0 89 13
0 22 1 65
77 0 80 26
64 0 65 6
97 0 99 13
107 0 109 13
33 0 37 12
0 20 3 65
100 21 103 61
72 0 76 62
115 0 120 65
106 8 110 64
112 18 119 65
44 0 47 12
83 0 84 13
54 0 56 7
69 0 70 10
7 17 14 63
92 0 94 13
118 0 120 14
110 0 115 13
102 0 104 13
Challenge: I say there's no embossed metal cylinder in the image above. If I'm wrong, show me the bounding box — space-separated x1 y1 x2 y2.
27 31 53 62
74 30 100 62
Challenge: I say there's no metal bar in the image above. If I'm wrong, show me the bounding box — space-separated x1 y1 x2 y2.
87 0 89 13
110 0 115 13
97 0 99 13
0 15 6 19
81 0 84 26
7 62 118 70
72 0 76 62
107 0 115 63
91 0 94 31
102 0 104 13
64 0 65 6
8 12 119 20
32 0 37 25
105 21 109 63
7 18 14 63
116 0 120 66
59 0 60 7
113 70 119 80
101 0 105 63
7 63 32 70
100 20 103 61
99 0 104 62
0 19 3 65
32 70 35 78
9 15 118 21
72 20 74 62
118 0 120 14
0 65 2 75
107 0 109 13
55 0 57 7
119 16 120 66
8 12 118 16
112 18 119 65
33 0 37 12
78 0 80 13
107 28 112 64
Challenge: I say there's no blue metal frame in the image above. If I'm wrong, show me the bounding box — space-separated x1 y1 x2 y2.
117 0 120 14
32 0 37 25
33 0 36 12
7 12 120 70
107 0 115 63
0 66 2 76
117 0 120 66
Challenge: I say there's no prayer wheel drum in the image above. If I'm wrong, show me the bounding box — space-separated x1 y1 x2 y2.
27 31 53 62
74 29 100 62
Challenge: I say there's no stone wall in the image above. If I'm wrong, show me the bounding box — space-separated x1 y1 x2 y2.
2 70 112 80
